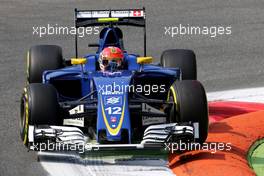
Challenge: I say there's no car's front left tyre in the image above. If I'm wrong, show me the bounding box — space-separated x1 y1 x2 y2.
167 80 208 143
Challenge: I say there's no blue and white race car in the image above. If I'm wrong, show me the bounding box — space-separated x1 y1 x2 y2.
20 8 208 151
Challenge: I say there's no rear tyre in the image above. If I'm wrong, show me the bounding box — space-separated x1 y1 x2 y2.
167 80 208 143
161 49 197 80
27 45 63 83
20 83 61 146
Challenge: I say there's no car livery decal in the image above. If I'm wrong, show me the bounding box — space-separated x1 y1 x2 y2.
100 95 126 136
93 71 132 142
104 96 122 105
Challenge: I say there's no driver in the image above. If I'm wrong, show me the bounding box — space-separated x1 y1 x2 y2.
99 46 124 71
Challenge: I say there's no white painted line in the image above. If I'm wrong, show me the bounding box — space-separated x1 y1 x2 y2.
207 87 264 103
39 151 175 176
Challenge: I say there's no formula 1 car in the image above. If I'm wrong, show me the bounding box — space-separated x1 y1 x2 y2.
20 8 208 151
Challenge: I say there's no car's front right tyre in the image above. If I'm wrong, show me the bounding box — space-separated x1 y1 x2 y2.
20 83 61 146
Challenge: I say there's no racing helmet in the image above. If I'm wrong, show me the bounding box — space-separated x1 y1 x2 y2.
99 47 124 71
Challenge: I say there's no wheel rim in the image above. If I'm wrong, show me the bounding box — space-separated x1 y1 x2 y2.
167 86 179 122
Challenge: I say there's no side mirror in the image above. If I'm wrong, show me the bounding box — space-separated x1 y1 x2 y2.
137 57 153 64
71 58 87 65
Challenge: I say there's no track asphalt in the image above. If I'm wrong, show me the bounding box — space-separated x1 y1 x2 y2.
1 1 264 175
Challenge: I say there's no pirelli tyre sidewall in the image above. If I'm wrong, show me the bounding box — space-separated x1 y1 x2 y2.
27 45 63 83
161 49 197 80
20 87 30 146
20 83 61 146
167 80 209 143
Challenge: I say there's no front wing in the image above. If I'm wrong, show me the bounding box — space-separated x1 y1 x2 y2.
27 122 199 151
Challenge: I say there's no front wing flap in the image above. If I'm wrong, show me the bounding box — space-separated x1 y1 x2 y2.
27 122 198 151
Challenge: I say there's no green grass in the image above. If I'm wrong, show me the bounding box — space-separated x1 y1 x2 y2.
247 139 264 176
